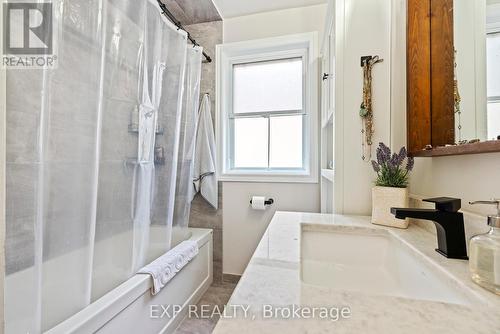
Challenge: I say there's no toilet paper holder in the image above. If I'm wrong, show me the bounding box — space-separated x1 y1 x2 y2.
249 198 274 206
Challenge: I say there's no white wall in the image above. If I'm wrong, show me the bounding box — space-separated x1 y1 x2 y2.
334 0 397 215
223 4 328 44
411 154 500 217
223 182 319 274
221 4 326 276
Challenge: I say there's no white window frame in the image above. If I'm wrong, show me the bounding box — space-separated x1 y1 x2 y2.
216 32 319 183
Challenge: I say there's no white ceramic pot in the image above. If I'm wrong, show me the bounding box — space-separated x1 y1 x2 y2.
371 186 409 229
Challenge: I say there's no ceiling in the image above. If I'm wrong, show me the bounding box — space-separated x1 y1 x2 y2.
161 0 221 25
212 0 327 19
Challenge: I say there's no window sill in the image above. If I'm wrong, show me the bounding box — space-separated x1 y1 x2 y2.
218 171 319 184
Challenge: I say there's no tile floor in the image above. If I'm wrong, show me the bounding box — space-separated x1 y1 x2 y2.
174 281 237 334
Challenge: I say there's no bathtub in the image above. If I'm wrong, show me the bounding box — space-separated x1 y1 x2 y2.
6 227 213 334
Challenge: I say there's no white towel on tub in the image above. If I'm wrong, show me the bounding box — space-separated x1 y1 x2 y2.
137 240 199 295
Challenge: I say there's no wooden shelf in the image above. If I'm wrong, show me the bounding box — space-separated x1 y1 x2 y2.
411 140 500 157
321 169 334 182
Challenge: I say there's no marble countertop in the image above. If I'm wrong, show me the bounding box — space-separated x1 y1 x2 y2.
213 212 500 334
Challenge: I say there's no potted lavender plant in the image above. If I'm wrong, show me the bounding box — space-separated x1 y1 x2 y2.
371 143 414 229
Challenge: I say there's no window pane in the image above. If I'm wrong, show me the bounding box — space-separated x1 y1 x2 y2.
487 33 500 97
487 102 500 139
269 115 303 168
233 58 303 114
234 118 269 168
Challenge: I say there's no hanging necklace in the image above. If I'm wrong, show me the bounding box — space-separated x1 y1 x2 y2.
454 49 462 143
360 56 383 161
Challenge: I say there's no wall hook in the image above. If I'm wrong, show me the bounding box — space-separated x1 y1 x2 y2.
360 55 384 67
360 56 372 67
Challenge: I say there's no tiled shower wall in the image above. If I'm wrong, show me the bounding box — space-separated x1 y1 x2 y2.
5 1 142 274
5 5 223 278
5 1 193 276
6 69 43 274
185 20 224 283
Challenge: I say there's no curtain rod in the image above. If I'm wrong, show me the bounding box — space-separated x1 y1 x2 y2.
157 0 212 63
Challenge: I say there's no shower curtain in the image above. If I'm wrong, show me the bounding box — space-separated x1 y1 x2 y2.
173 46 203 242
4 0 202 332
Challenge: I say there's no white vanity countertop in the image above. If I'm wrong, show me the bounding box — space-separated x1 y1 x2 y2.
213 212 500 334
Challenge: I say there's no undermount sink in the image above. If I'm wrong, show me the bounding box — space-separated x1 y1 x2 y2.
300 224 479 306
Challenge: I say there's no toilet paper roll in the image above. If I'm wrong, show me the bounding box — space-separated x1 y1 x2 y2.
251 196 266 210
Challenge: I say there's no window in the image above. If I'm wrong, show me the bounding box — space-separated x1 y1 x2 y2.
232 58 304 169
216 33 318 182
487 32 500 139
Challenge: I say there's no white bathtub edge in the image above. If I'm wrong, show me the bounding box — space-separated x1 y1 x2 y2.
159 269 212 334
45 228 213 334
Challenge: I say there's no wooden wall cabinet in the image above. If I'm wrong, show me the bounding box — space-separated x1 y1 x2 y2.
407 0 455 156
407 0 500 157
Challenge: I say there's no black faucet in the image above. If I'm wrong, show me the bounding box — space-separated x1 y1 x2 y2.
391 197 468 260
